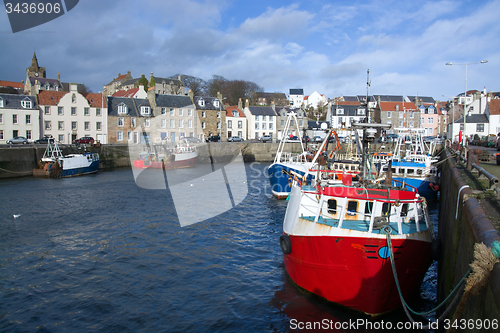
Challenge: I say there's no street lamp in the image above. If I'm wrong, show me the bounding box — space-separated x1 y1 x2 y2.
446 60 488 148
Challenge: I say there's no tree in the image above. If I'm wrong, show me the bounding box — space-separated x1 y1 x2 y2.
137 74 149 91
175 74 205 96
204 75 228 98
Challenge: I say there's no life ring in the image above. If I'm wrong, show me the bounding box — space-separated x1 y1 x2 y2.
288 177 293 188
280 234 292 254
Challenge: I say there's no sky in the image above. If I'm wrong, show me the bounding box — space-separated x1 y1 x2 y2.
1 0 499 102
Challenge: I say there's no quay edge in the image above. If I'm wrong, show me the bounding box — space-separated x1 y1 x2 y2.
438 148 500 327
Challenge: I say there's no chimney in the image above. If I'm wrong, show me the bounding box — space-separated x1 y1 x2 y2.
271 100 275 112
217 91 223 106
188 89 194 103
238 98 242 110
245 99 249 109
57 72 60 81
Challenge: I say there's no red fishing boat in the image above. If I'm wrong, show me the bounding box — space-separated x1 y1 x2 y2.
133 144 197 170
280 123 434 316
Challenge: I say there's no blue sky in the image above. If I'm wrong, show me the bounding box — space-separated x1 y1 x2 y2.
1 0 498 101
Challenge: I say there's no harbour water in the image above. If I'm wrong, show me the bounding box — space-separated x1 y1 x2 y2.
0 163 437 332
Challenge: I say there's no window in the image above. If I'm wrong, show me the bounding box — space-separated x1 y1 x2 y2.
364 202 373 214
255 123 259 130
44 120 51 130
387 111 392 118
127 131 132 141
170 108 174 116
382 203 391 216
428 118 434 124
409 111 414 119
117 131 123 141
281 119 285 126
399 120 403 127
217 122 220 129
262 123 266 130
25 130 31 140
58 134 64 142
201 111 206 118
214 99 219 108
255 115 259 121
347 201 358 215
140 106 150 115
198 99 205 107
13 114 18 124
72 121 77 130
161 119 166 128
238 131 242 137
238 121 242 129
477 124 484 132
188 109 192 116
357 108 365 115
21 98 32 108
409 121 414 127
96 108 101 116
131 118 136 128
396 104 399 111
188 119 192 128
58 121 64 130
421 118 425 124
170 119 175 128
401 204 409 217
399 112 403 118
228 120 232 128
84 107 90 116
161 107 166 115
85 121 90 130
179 120 183 128
96 122 101 131
327 199 337 214
58 107 63 115
0 97 3 107
232 110 238 117
118 103 127 114
299 120 303 127
26 114 31 124
460 124 464 131
44 106 50 114
337 109 344 115
71 107 77 115
118 117 124 127
145 119 150 127
179 109 183 116
202 122 206 129
71 93 76 103
0 130 3 140
217 111 220 118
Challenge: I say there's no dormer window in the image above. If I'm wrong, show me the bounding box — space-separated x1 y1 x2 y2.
337 108 344 115
118 103 128 114
395 104 399 111
217 111 221 118
21 98 32 109
214 99 219 108
232 110 238 117
357 108 365 115
0 97 3 107
198 99 205 107
140 106 151 115
45 83 50 90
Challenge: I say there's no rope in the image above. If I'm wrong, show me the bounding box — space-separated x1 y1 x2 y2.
383 227 472 330
446 241 500 333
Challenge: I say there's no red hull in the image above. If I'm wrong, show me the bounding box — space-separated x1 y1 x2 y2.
283 234 431 315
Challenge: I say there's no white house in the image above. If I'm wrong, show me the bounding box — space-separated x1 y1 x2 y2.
304 91 327 110
226 101 247 140
37 84 108 144
289 89 304 109
0 93 39 143
242 99 277 140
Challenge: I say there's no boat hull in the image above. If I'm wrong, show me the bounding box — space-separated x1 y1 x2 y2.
393 176 438 201
133 152 197 170
283 233 432 315
33 153 100 178
268 162 312 199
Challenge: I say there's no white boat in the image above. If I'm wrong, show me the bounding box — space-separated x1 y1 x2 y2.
33 141 99 178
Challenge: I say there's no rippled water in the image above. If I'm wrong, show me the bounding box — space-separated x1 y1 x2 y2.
0 163 437 332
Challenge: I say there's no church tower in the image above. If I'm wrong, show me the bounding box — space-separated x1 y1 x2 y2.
26 52 46 80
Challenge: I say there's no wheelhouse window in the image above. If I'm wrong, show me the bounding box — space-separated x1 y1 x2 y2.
382 203 391 216
364 202 373 215
327 199 337 214
401 203 409 217
347 201 358 215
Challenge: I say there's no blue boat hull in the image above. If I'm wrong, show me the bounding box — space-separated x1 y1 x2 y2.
393 177 438 201
267 163 313 199
61 161 100 177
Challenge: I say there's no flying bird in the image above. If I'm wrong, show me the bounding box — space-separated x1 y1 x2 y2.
13 214 21 219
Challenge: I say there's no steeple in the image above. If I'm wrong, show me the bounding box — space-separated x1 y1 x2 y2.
30 52 39 70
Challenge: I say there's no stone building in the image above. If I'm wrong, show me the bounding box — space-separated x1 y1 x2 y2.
107 96 152 144
189 91 226 141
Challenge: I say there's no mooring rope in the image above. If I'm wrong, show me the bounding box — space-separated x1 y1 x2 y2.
383 228 500 330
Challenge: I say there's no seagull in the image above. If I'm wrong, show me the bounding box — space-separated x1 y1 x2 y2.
13 214 21 219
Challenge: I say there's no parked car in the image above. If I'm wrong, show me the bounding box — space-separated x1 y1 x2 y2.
35 136 55 144
6 136 28 144
285 136 300 142
205 134 221 142
227 136 244 142
312 136 324 143
259 135 272 143
183 137 201 143
73 136 95 145
302 136 310 143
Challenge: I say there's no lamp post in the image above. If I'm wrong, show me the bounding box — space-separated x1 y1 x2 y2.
446 60 488 148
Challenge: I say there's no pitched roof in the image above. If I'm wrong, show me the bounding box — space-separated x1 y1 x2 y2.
112 88 139 97
337 101 361 106
488 99 500 115
455 114 489 123
407 96 435 104
289 89 303 95
107 97 150 117
0 93 37 109
247 106 277 116
374 95 405 102
84 93 106 108
226 106 245 118
37 90 67 105
193 96 223 110
30 77 62 89
0 80 24 89
155 94 194 108
379 101 417 111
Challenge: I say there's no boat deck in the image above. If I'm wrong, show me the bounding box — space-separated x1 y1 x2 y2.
301 215 429 234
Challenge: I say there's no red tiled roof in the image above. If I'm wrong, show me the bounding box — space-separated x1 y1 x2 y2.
112 88 139 97
337 101 361 106
304 95 309 100
0 80 24 89
225 106 245 117
489 99 500 115
84 93 106 107
115 74 128 81
379 101 417 111
37 90 67 105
